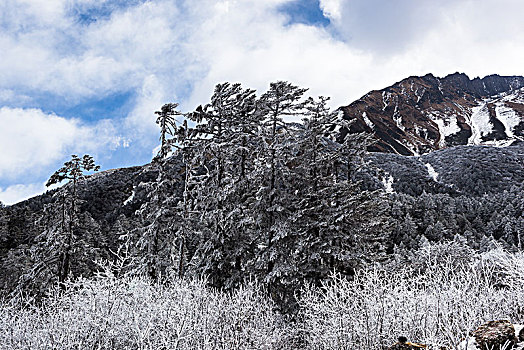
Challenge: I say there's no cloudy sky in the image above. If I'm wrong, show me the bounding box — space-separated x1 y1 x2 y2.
1 0 524 204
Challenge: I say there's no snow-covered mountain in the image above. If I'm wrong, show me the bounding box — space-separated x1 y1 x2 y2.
340 73 524 155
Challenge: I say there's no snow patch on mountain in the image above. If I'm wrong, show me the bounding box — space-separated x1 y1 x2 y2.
468 104 493 145
495 103 521 138
425 163 438 181
415 87 425 104
393 109 404 131
362 112 374 129
503 87 524 103
413 124 428 139
428 112 461 147
482 139 516 147
401 139 419 156
382 91 391 111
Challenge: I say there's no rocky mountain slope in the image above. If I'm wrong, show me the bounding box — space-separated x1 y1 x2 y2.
341 73 524 155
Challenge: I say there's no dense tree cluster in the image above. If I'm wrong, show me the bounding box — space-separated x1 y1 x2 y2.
6 155 103 296
387 186 524 253
130 81 389 305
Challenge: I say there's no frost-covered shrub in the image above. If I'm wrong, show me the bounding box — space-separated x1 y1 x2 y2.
0 274 291 350
3 244 524 350
299 245 524 350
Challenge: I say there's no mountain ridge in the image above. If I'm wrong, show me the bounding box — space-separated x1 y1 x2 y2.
340 73 524 155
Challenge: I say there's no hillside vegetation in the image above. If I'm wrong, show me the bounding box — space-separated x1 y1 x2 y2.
2 241 523 349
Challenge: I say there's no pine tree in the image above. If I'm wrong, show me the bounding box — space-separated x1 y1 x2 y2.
134 103 184 281
155 103 182 159
274 96 388 300
44 154 100 285
253 81 308 280
182 83 262 287
12 155 101 295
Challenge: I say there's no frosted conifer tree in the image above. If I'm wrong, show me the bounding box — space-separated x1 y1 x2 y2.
183 83 263 287
274 96 341 287
155 102 182 159
134 103 184 281
44 154 100 285
247 81 308 298
12 155 101 295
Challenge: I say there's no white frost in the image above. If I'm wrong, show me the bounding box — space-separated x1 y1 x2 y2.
382 173 394 194
459 337 478 350
123 190 135 206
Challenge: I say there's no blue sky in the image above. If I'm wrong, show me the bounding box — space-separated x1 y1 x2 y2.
1 0 524 204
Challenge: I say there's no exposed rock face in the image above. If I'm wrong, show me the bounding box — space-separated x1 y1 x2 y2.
340 73 524 155
471 320 517 350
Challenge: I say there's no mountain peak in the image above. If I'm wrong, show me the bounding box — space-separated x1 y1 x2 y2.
341 73 524 155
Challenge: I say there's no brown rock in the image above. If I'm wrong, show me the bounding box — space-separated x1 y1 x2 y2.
471 320 517 350
388 337 427 350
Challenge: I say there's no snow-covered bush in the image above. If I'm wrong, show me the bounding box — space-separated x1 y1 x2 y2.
2 243 523 349
0 273 291 350
299 244 524 350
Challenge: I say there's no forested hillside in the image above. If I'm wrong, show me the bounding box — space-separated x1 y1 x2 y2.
1 81 524 308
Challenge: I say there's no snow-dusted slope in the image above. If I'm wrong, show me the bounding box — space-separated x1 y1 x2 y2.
340 73 524 155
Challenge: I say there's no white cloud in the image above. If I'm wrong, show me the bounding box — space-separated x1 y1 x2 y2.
319 0 341 20
0 0 188 100
0 89 32 104
0 182 49 206
183 0 374 108
124 75 169 146
3 0 524 111
2 0 524 203
182 0 524 108
0 179 64 205
0 107 122 180
325 0 524 58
